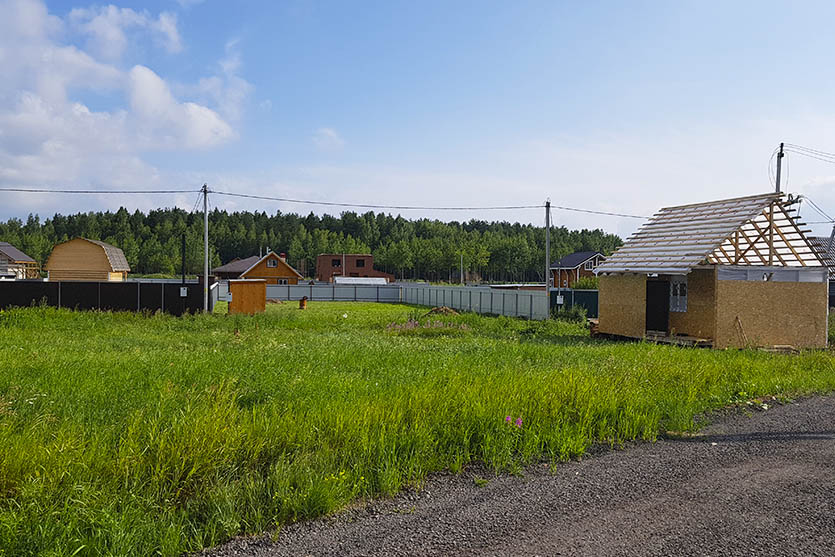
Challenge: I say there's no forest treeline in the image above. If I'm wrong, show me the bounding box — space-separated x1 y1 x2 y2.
0 208 622 282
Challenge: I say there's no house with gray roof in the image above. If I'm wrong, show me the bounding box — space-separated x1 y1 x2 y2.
0 242 39 279
550 251 604 288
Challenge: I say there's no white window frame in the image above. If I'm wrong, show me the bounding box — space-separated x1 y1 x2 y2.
277 278 288 285
267 258 278 268
669 277 687 312
584 260 594 270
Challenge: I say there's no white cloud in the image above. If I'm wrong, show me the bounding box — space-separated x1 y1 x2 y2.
0 0 243 206
312 127 345 151
189 39 253 122
68 5 182 60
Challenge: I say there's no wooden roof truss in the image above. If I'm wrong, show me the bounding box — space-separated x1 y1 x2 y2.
596 193 824 275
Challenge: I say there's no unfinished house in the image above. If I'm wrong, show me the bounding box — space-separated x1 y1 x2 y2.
595 193 828 349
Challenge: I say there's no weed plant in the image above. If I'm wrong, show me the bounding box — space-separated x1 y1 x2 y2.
1 303 834 555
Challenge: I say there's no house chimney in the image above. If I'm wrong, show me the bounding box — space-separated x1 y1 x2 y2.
279 252 286 259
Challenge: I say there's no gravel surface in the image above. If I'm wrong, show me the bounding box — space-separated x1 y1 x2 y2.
205 395 835 557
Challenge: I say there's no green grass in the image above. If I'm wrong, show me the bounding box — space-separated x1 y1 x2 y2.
1 302 834 556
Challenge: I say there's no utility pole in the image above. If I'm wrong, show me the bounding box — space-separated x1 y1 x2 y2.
775 142 785 193
545 200 551 296
203 183 209 313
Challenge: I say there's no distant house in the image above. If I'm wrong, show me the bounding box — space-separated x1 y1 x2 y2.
0 242 39 279
551 251 604 288
595 193 827 349
212 256 260 280
213 252 302 284
315 254 394 282
44 238 130 282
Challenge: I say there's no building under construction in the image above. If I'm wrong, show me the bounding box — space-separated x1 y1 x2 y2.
595 193 828 349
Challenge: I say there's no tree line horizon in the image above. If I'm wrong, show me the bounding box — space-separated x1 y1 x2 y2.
0 208 622 282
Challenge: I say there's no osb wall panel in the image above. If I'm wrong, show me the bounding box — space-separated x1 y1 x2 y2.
669 268 717 339
598 274 646 338
45 239 111 273
715 280 827 349
229 281 267 315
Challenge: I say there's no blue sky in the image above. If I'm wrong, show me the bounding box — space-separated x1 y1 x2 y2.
4 0 835 237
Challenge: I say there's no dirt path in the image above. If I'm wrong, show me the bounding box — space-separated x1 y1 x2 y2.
206 396 835 557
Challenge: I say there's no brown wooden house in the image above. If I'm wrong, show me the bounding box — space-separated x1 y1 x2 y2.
44 238 130 281
214 251 303 284
0 242 39 279
595 193 828 349
551 251 604 288
315 254 393 282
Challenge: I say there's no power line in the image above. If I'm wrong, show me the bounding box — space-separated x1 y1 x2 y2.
785 143 835 159
0 187 198 194
210 189 649 218
210 190 542 211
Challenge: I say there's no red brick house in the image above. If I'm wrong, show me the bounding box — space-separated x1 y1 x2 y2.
551 251 604 288
315 254 394 282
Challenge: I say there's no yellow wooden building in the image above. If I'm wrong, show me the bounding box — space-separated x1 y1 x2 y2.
238 251 303 284
44 238 130 282
595 193 828 349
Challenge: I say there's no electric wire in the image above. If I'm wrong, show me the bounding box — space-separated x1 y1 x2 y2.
209 190 649 218
0 187 199 194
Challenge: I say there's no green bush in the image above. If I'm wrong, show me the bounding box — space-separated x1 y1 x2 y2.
551 304 587 323
572 276 599 290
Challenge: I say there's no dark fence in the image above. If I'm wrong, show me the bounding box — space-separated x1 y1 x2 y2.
0 281 211 316
551 288 599 318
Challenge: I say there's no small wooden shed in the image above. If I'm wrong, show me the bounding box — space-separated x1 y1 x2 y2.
595 193 828 349
228 279 266 315
45 238 130 282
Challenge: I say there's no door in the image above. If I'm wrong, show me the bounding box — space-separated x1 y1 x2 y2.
646 280 669 333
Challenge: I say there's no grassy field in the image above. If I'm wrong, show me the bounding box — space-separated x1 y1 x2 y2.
1 302 834 556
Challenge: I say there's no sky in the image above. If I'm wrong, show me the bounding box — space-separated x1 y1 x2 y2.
3 0 835 238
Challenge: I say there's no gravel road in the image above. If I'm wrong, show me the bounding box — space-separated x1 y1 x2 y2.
206 395 835 557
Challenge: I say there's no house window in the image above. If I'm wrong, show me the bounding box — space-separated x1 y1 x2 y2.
670 277 687 312
356 259 365 268
277 278 288 285
332 259 341 267
584 260 594 271
267 258 278 268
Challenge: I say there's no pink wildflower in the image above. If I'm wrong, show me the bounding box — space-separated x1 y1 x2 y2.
515 417 523 428
505 415 512 423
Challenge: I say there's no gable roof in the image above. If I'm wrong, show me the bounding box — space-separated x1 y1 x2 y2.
240 252 303 279
596 193 822 275
0 242 35 263
212 256 260 275
550 251 602 269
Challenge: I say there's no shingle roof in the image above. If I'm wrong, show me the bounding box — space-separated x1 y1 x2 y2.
596 193 822 275
85 239 131 272
808 236 835 278
550 251 601 269
212 255 260 275
0 242 35 263
240 252 303 278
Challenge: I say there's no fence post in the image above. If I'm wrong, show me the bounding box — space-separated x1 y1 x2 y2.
530 293 533 320
355 285 357 302
490 291 494 314
377 286 380 302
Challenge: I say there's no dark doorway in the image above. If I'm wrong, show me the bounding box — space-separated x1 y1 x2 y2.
646 280 669 333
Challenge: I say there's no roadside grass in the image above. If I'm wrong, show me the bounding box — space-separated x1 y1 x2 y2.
1 302 834 555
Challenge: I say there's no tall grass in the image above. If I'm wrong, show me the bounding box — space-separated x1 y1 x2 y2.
1 303 834 555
